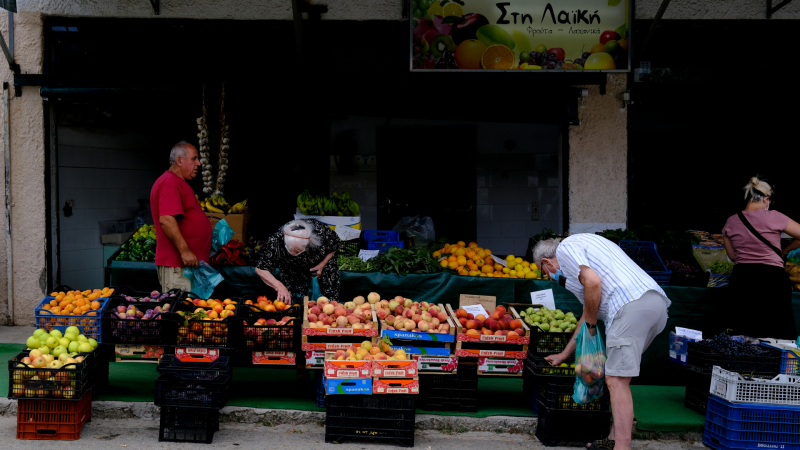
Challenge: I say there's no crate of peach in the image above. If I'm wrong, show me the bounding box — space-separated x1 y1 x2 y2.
446 303 529 360
172 298 240 348
35 287 113 342
379 297 455 343
303 294 379 337
235 296 301 352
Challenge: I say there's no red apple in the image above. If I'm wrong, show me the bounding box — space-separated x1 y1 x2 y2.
600 30 620 45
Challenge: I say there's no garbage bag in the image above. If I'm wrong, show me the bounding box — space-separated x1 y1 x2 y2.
392 215 435 247
572 321 607 405
183 261 224 299
212 219 235 254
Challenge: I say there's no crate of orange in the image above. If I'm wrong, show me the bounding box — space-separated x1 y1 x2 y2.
234 295 301 353
433 240 542 279
171 298 240 348
35 287 113 343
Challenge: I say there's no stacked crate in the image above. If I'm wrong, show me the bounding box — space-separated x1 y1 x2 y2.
155 355 231 443
102 288 178 363
236 296 303 368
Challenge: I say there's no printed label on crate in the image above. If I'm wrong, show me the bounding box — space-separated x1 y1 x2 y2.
390 346 451 356
174 347 220 362
302 326 379 337
381 329 455 343
713 380 727 396
478 357 524 374
456 332 530 344
324 377 373 395
414 355 458 372
115 345 164 359
325 358 372 378
456 348 527 359
305 351 325 366
373 377 419 394
303 341 370 351
372 359 417 377
253 351 296 365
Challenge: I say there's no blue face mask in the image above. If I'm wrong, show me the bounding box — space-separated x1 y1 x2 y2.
549 268 563 282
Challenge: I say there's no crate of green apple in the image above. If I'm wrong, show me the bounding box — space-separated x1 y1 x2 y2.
519 306 579 355
10 327 101 400
102 299 175 345
303 294 379 337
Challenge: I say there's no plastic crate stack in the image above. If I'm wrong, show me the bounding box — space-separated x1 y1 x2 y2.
685 339 784 416
235 295 303 368
617 240 672 286
523 315 611 446
155 355 231 443
363 230 403 253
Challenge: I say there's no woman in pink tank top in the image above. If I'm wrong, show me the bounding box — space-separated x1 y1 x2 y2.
721 176 800 339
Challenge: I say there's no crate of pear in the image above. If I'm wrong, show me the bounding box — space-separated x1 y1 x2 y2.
519 306 577 333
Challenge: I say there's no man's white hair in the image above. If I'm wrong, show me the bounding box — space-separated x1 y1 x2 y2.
169 141 192 165
533 238 561 264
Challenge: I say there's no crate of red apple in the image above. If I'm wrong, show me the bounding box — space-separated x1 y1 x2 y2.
302 294 379 337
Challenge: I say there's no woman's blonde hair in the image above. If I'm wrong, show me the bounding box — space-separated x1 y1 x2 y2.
743 176 773 202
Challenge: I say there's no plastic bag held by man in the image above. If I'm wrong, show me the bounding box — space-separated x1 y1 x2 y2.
572 321 607 405
183 261 224 299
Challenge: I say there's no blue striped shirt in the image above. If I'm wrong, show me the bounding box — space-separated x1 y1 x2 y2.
555 234 669 330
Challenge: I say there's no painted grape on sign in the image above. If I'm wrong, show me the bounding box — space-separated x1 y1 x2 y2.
411 0 630 71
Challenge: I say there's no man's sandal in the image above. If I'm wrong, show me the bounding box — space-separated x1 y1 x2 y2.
587 439 615 450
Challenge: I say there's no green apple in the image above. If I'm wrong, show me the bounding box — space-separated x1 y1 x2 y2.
77 335 88 343
58 338 70 348
64 333 77 342
33 329 47 338
26 336 40 349
58 352 71 363
49 330 63 339
67 341 80 353
38 345 50 355
65 326 80 336
52 346 67 357
45 337 58 349
77 343 93 353
87 339 98 349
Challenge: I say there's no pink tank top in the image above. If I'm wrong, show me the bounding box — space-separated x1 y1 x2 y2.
722 210 789 268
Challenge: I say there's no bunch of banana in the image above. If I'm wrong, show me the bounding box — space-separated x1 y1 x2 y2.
296 190 360 216
229 199 248 214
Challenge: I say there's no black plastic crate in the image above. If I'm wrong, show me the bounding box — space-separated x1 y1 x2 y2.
419 374 478 412
102 299 176 345
159 406 219 444
325 395 416 447
315 374 326 408
529 328 575 356
234 296 303 322
537 378 609 411
536 403 611 447
240 317 301 352
684 385 710 415
155 372 231 408
157 355 232 380
8 350 97 400
89 344 112 399
687 341 782 378
171 302 240 348
111 285 184 302
527 353 577 378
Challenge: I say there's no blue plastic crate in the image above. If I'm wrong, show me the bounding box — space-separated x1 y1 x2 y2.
618 241 672 286
762 343 800 376
315 373 326 408
363 230 404 254
34 296 110 343
704 396 800 450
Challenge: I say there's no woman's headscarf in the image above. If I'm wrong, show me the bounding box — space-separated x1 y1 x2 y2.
283 219 321 256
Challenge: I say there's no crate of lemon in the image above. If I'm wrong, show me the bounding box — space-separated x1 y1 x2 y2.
432 242 543 279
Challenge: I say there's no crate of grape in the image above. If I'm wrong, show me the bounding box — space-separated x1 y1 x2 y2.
102 299 176 346
618 241 672 286
35 287 113 342
111 286 184 303
688 334 783 378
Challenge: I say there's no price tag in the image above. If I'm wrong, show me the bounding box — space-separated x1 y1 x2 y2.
358 250 380 261
462 304 489 318
494 258 508 268
335 225 361 241
530 289 556 310
676 327 702 340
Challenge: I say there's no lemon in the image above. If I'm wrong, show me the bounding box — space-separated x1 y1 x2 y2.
523 267 531 273
427 1 443 16
506 254 515 261
531 263 538 270
510 270 517 277
508 262 516 270
515 257 523 264
525 272 536 279
503 267 510 274
442 2 463 17
522 261 530 267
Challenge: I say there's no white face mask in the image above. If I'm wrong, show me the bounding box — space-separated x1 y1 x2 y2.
286 244 306 257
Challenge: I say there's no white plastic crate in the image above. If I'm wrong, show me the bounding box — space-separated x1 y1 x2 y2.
711 365 800 406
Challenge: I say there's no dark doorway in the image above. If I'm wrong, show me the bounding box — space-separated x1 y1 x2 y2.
376 126 477 243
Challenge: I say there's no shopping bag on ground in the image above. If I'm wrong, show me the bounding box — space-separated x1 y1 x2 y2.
183 261 224 299
211 219 235 254
573 321 607 405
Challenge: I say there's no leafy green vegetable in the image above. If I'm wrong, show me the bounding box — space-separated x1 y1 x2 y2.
709 261 734 275
371 247 445 276
337 255 377 272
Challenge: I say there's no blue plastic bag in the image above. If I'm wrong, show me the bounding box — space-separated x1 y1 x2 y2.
573 322 607 405
309 275 322 300
183 261 224 299
212 219 235 254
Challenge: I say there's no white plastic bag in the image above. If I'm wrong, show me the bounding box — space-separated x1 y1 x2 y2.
392 215 435 247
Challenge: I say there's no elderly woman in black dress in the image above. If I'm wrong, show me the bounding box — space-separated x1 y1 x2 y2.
255 219 341 303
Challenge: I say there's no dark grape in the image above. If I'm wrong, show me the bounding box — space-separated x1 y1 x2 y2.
582 52 591 59
548 52 558 61
434 58 448 69
575 58 587 66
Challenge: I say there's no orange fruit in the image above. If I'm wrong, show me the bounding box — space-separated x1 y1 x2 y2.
448 261 459 270
274 301 285 310
457 241 466 247
448 255 457 262
440 260 448 268
213 304 224 313
458 268 468 276
481 45 515 70
481 265 494 273
455 248 466 257
454 39 486 69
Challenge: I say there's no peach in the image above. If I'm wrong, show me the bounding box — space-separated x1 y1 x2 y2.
353 296 365 305
430 317 440 328
404 299 413 308
394 305 405 316
336 316 348 327
419 321 430 332
458 317 468 327
377 309 388 320
465 320 477 330
309 306 321 316
490 311 503 321
375 353 387 360
420 301 430 310
323 304 335 315
385 315 396 325
412 314 422 323
421 312 432 322
344 301 355 310
474 319 483 329
496 305 507 314
403 321 415 331
307 314 318 323
483 328 494 336
438 312 448 322
334 307 346 317
347 315 360 325
495 330 504 336
370 346 380 355
308 300 317 308
334 350 345 359
439 324 450 333
364 322 374 329
316 321 325 327
467 313 474 320
466 329 480 336
379 300 389 308
456 308 468 319
317 297 329 306
514 328 524 335
403 309 414 319
367 292 380 304
509 319 521 330
507 331 519 337
322 317 333 325
428 305 439 314
345 308 353 315
388 300 400 311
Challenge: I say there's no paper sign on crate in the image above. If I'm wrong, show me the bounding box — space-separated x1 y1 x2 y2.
253 351 296 365
174 347 221 362
324 377 373 395
457 348 527 359
373 377 419 394
530 290 556 311
302 339 375 352
372 359 418 377
325 352 372 378
115 344 164 359
414 355 458 372
305 351 325 367
459 294 496 312
478 357 524 374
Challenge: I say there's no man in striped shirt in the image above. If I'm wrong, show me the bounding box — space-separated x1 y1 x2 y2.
533 234 671 450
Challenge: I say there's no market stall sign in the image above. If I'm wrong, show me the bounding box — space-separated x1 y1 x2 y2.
411 0 630 72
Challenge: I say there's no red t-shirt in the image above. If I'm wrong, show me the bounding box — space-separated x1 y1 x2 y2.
722 209 789 268
150 170 213 267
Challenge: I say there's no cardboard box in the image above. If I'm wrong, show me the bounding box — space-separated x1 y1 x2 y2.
114 345 164 360
324 377 373 395
477 357 524 374
206 211 250 243
324 352 372 378
373 377 419 394
413 355 458 372
252 351 296 365
305 351 325 367
372 359 418 377
174 347 222 362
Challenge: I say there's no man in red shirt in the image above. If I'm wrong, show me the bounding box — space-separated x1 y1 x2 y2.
150 141 213 292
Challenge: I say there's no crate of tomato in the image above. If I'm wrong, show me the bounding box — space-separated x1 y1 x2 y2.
170 297 241 348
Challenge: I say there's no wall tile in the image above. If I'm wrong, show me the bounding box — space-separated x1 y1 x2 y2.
60 208 84 231
535 154 551 170
59 230 78 252
513 203 532 221
514 238 532 255
476 188 489 205
493 205 515 221
477 171 487 188
490 238 515 256
527 172 539 187
476 205 491 221
502 221 527 238
541 203 558 221
477 221 502 239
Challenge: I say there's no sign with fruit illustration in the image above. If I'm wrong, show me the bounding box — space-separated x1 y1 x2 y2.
411 0 630 71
